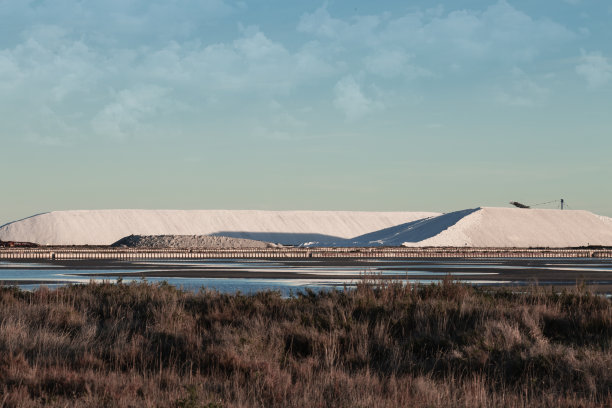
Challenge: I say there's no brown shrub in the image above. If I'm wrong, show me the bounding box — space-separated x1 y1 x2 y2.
0 280 610 407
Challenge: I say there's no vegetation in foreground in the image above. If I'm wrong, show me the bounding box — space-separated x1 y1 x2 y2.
0 278 611 407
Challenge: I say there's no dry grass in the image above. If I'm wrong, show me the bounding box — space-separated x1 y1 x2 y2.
0 277 611 407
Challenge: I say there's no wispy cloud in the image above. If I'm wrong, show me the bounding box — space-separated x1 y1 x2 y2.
333 75 382 120
0 0 238 47
0 0 595 148
299 1 575 66
298 1 573 113
364 49 431 79
251 100 310 141
91 85 169 139
576 50 612 89
0 22 338 142
497 68 549 107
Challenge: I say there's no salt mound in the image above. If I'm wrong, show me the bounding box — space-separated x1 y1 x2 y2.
351 207 612 248
0 209 437 246
112 235 271 249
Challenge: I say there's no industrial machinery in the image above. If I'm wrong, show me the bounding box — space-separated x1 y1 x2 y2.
510 199 565 210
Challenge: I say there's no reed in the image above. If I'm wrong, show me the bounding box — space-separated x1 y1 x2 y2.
0 277 610 407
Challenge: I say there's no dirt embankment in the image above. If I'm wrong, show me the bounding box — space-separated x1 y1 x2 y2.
111 234 273 249
0 240 38 248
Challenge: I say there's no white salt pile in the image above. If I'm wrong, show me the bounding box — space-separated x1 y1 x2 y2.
349 207 612 248
3 207 610 248
0 209 437 246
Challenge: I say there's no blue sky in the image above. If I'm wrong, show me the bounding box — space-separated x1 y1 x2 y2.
1 0 611 225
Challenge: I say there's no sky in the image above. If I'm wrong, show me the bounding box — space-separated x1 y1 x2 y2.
1 0 611 225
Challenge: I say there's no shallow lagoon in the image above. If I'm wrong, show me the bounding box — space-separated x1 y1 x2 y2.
1 258 611 296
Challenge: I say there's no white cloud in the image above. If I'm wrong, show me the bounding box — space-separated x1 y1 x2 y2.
0 27 102 144
141 29 337 94
22 104 79 146
333 75 382 120
234 29 287 60
576 51 612 89
251 101 308 141
0 1 586 146
417 1 571 63
0 22 338 143
91 86 169 139
364 49 431 79
298 2 573 114
300 1 574 66
497 68 549 107
365 50 408 78
0 0 238 47
0 53 21 91
497 80 548 107
298 6 381 45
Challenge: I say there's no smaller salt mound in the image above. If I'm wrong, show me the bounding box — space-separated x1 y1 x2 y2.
351 207 612 248
112 235 271 249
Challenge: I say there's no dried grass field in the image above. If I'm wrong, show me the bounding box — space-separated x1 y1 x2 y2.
0 277 610 407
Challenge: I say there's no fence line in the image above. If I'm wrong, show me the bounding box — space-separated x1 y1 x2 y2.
0 248 611 260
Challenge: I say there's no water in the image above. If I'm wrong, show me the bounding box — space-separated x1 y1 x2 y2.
1 258 611 296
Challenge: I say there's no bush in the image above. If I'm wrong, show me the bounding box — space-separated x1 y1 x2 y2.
0 279 610 407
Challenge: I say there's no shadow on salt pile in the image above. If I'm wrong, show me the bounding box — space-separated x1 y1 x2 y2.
346 208 480 246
